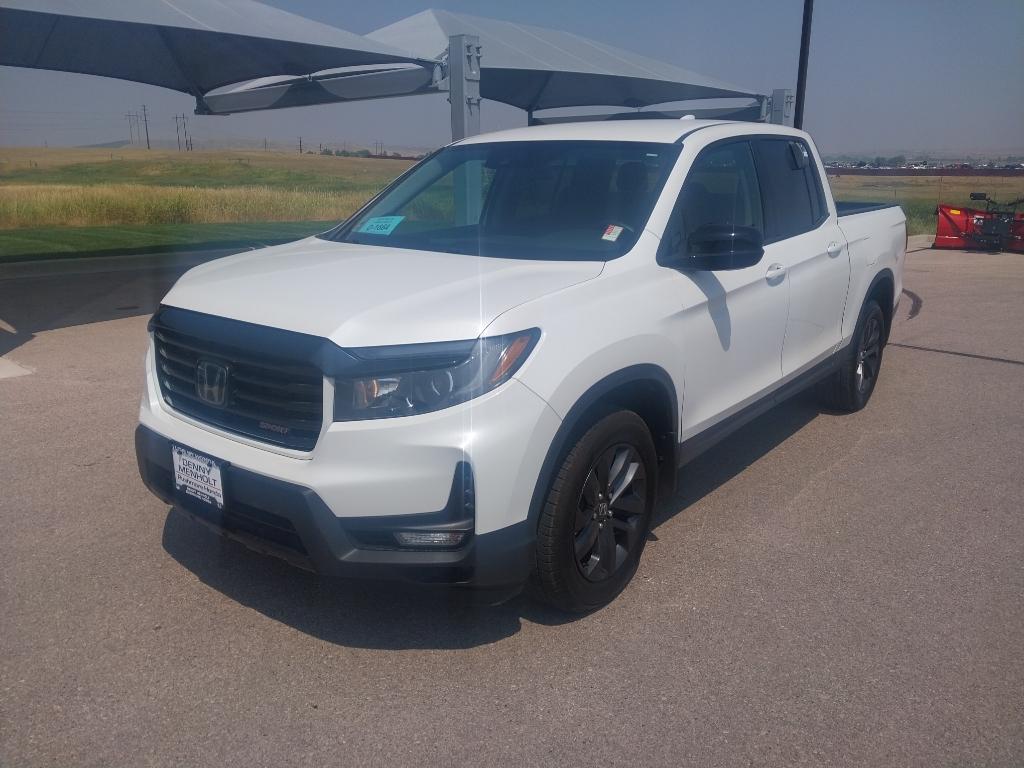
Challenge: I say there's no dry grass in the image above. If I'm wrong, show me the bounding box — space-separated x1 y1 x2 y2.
0 184 372 228
2 147 1021 237
0 146 414 230
0 146 413 177
828 174 1024 234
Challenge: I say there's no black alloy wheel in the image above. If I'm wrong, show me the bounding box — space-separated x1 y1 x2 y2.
572 444 647 582
533 410 657 613
855 309 883 396
818 298 887 412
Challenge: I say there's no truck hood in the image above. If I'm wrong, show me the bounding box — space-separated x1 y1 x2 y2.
162 237 604 346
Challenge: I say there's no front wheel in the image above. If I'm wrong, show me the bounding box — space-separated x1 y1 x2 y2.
533 411 657 613
818 299 886 412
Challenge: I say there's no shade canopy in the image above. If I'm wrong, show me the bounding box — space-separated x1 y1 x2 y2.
0 2 762 120
0 0 428 99
368 9 759 111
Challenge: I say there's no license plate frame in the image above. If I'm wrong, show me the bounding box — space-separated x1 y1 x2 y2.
171 444 226 509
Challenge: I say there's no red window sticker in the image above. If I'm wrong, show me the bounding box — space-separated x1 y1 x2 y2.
602 225 623 242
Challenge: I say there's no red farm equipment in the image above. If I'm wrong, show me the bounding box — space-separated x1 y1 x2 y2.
934 192 1024 253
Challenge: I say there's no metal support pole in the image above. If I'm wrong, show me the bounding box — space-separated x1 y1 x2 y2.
448 34 483 226
770 88 795 126
448 34 481 142
794 0 813 129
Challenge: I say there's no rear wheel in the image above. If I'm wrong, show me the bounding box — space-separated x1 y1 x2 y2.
533 411 657 613
818 299 886 412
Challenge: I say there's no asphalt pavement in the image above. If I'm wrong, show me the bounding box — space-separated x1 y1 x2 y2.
1 245 1022 767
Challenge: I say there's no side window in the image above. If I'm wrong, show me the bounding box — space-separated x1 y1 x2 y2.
755 138 825 241
800 140 829 225
661 140 763 259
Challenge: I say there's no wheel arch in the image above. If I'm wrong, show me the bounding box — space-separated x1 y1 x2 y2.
864 268 896 342
525 364 679 535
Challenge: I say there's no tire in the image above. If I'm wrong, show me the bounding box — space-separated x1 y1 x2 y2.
818 299 886 412
532 410 658 613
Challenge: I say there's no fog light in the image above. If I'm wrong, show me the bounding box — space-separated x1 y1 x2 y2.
393 531 468 548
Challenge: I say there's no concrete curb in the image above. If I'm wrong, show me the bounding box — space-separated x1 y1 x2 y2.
0 247 252 280
908 234 933 251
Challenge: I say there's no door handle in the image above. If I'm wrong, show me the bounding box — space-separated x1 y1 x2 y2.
765 263 786 281
827 241 843 257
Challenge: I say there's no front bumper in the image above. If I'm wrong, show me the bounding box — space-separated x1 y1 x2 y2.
137 333 562 588
137 425 535 588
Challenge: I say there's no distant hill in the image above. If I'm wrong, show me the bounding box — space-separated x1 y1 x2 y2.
75 140 132 149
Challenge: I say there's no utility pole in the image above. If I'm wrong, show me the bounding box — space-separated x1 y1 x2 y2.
180 114 193 151
174 115 181 151
125 113 135 144
794 0 814 130
140 104 151 149
298 136 303 154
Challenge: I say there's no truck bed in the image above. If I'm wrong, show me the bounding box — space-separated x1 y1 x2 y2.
836 201 902 217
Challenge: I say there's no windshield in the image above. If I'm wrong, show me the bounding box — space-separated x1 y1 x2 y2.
322 140 681 261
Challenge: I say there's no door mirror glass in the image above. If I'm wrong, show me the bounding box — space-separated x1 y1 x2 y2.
969 192 988 201
682 224 764 270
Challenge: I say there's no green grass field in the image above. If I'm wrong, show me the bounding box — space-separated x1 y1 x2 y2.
0 148 412 260
2 147 1022 260
827 174 1024 236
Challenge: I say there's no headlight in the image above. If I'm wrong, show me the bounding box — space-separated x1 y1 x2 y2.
333 329 540 421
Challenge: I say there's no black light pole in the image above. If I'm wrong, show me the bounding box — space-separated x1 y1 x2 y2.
794 0 814 129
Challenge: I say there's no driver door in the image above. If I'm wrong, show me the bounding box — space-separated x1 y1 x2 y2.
661 139 790 438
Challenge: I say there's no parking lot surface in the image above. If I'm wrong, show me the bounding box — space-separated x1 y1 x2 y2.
2 246 1022 766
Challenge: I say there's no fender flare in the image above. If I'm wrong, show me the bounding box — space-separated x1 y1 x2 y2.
524 364 679 534
861 267 896 340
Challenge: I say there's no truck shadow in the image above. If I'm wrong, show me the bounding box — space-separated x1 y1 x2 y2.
161 391 822 651
654 391 822 527
0 250 238 357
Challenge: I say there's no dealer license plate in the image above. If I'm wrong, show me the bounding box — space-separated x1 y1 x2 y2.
171 444 225 509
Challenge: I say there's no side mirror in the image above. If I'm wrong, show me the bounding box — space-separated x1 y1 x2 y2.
970 192 988 201
680 224 764 271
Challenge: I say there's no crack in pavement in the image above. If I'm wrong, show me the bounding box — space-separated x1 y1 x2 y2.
889 342 1024 368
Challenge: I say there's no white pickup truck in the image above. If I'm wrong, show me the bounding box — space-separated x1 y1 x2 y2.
136 119 905 612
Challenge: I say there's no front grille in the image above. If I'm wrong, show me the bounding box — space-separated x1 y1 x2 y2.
153 325 324 451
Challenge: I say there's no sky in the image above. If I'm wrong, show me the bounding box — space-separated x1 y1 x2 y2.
1 0 1022 156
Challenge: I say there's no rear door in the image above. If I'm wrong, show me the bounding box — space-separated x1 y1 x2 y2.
754 137 850 376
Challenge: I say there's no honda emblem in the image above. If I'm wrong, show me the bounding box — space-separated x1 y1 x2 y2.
196 360 229 407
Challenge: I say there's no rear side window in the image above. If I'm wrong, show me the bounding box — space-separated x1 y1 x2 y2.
755 138 826 241
804 145 829 223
